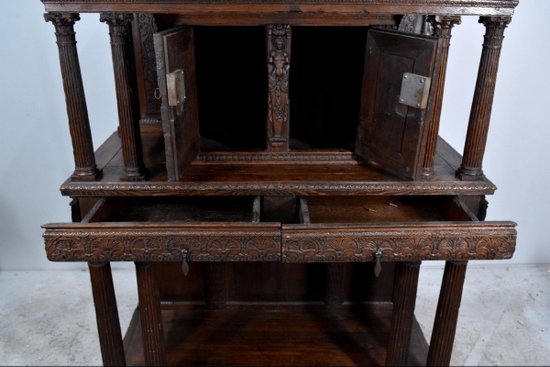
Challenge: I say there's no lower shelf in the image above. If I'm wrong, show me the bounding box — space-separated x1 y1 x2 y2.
123 304 428 366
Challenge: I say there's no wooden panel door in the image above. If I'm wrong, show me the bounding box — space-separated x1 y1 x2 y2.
355 29 438 180
154 26 200 181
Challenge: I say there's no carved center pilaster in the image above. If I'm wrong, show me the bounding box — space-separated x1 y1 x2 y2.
267 24 291 151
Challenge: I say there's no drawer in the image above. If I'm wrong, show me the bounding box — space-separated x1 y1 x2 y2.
282 196 516 263
43 196 281 262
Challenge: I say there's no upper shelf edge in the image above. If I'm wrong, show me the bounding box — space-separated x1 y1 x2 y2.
42 0 518 16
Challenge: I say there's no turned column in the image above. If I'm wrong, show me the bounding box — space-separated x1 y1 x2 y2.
100 13 146 181
422 16 461 177
427 261 468 366
266 24 291 152
88 262 126 366
386 261 421 366
45 13 101 181
458 17 511 180
135 262 166 366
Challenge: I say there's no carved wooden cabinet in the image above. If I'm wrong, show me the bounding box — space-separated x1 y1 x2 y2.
40 0 518 366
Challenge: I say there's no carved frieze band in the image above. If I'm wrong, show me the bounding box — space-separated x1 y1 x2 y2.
266 24 291 152
44 228 281 262
282 225 516 262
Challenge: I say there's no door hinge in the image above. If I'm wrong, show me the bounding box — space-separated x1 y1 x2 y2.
166 69 186 114
399 72 431 109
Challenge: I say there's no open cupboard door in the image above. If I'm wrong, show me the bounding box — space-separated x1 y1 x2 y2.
154 26 200 181
355 29 438 180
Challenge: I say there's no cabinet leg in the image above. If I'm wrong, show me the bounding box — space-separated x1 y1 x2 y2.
135 262 166 366
426 261 468 366
385 261 421 366
88 262 126 366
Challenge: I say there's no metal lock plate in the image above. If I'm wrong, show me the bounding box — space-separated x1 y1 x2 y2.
398 72 431 109
166 69 186 114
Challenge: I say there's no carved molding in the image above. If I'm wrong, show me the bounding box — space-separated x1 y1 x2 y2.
282 226 516 262
135 13 161 116
266 24 291 151
45 229 281 262
60 181 497 197
42 0 518 7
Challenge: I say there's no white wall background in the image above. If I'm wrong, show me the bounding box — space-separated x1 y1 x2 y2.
0 0 548 270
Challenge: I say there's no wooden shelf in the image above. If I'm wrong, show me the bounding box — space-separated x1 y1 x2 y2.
60 130 496 197
123 303 429 366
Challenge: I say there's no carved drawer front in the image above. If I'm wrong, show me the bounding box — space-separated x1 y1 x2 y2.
282 196 516 263
43 196 281 263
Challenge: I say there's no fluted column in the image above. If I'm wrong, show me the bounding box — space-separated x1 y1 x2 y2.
427 261 468 366
385 261 421 366
204 263 227 309
422 16 461 177
100 13 146 181
88 262 126 366
325 263 345 306
135 262 166 366
458 16 511 180
45 13 101 181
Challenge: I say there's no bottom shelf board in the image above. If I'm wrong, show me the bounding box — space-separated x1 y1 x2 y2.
123 304 428 366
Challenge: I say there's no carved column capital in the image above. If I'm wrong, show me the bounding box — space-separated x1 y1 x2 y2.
100 13 134 43
99 12 134 26
427 15 462 38
479 16 511 48
44 12 80 41
44 12 80 26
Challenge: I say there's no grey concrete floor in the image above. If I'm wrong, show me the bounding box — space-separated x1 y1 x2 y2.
0 264 548 366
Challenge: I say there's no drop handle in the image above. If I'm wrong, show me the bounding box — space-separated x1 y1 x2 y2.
181 249 190 276
374 248 383 278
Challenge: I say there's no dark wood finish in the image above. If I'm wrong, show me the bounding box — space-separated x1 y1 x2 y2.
325 263 345 306
458 16 511 180
135 262 166 366
131 13 161 125
386 261 421 366
355 29 438 180
42 1 519 18
44 12 101 181
203 263 228 309
58 132 499 197
422 15 461 177
88 262 126 366
40 1 519 366
101 12 147 181
154 26 200 180
266 24 291 151
426 261 468 366
123 304 429 366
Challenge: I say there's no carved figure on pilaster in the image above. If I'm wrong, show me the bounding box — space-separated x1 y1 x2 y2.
266 24 291 152
45 12 101 181
458 16 511 180
421 15 461 177
100 12 146 181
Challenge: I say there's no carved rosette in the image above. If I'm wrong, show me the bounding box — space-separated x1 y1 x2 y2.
44 12 101 181
459 16 511 180
266 24 291 152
